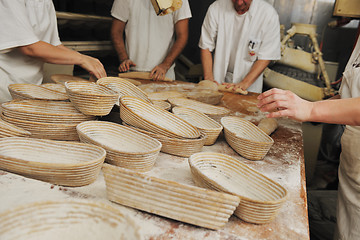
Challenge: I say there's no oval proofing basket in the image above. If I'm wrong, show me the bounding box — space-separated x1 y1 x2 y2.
123 123 206 158
189 152 288 224
77 121 161 172
120 96 200 139
0 137 106 186
65 82 119 116
172 107 223 145
221 116 274 160
0 200 141 240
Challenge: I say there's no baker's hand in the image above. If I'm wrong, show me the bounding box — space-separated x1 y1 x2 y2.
257 88 313 122
150 64 168 81
79 54 107 79
119 59 136 72
221 83 246 92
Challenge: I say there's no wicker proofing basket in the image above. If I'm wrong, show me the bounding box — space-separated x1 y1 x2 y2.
0 119 31 138
172 107 223 145
0 137 106 186
188 152 288 224
65 82 119 116
96 77 151 105
8 84 68 101
77 121 161 172
1 114 79 141
40 83 67 93
120 96 200 139
152 100 171 111
0 200 142 240
221 116 274 160
1 100 95 124
102 163 240 230
124 123 206 158
168 97 231 122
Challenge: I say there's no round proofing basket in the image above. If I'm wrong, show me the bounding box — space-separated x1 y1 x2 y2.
221 116 274 160
172 107 223 145
120 96 200 139
77 121 161 172
123 123 206 158
96 77 151 105
0 137 106 186
65 82 119 116
0 200 141 240
188 152 288 224
8 84 68 101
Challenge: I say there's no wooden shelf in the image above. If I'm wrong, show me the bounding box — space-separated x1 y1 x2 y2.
62 41 113 52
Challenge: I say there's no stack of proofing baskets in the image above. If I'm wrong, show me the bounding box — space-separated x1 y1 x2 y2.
1 100 95 141
119 95 207 157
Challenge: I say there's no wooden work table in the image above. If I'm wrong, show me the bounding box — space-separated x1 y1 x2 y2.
0 82 309 239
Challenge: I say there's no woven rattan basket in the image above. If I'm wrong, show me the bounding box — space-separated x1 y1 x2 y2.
221 116 274 160
1 114 79 141
172 107 223 145
0 137 106 186
40 83 67 93
168 97 231 122
124 123 206 158
0 119 31 138
152 100 171 111
188 152 288 224
65 82 119 116
0 200 141 240
1 100 95 124
97 77 151 105
102 163 240 230
8 84 68 101
77 121 161 172
120 96 200 139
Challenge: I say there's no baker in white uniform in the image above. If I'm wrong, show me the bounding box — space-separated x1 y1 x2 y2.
257 36 360 240
0 0 107 103
199 0 280 93
111 0 192 81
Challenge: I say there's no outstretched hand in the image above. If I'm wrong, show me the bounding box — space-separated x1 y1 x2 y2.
118 59 136 72
79 54 107 79
257 88 313 122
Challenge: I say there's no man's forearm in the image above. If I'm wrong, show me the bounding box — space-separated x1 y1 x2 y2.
111 20 129 63
240 59 270 89
161 19 189 70
19 41 82 65
200 48 214 81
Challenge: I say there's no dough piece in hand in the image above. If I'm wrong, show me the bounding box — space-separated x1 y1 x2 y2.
217 84 248 95
257 118 278 135
198 80 219 91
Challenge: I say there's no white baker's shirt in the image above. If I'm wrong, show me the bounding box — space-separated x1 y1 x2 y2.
0 0 61 103
199 0 280 93
111 0 192 80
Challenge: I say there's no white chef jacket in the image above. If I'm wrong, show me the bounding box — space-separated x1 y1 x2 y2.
335 36 360 240
199 0 281 93
0 0 61 103
111 0 192 80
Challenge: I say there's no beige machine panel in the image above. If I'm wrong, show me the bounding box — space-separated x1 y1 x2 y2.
333 0 360 18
